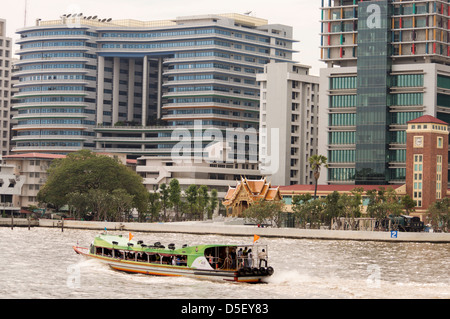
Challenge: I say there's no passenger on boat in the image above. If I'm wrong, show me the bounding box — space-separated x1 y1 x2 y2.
230 248 237 269
258 249 267 267
237 248 244 268
247 249 253 268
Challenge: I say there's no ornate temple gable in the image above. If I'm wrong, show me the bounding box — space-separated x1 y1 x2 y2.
222 177 282 217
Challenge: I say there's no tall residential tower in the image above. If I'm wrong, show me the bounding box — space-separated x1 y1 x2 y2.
319 0 450 186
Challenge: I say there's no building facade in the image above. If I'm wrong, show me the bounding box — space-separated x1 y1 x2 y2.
257 62 320 186
12 13 296 155
405 115 449 213
0 19 13 156
318 0 450 185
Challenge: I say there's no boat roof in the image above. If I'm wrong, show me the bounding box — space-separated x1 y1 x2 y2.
93 234 240 255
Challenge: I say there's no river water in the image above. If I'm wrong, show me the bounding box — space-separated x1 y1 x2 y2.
0 227 449 299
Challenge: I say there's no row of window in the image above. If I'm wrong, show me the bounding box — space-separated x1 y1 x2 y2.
20 63 96 71
16 97 84 103
16 141 82 147
167 97 257 107
101 39 271 53
21 30 98 38
17 130 94 136
21 41 96 49
21 52 97 60
19 86 85 93
329 113 355 126
168 108 256 118
17 119 95 125
19 74 95 82
328 149 407 164
331 74 424 90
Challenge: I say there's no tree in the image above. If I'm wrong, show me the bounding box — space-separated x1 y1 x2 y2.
427 198 450 232
168 179 181 221
208 189 219 219
159 183 171 222
67 191 90 220
185 184 199 220
37 150 148 220
111 189 135 222
292 194 312 228
401 195 416 215
308 154 328 200
243 199 285 227
323 191 343 227
366 187 403 230
87 188 113 221
197 185 210 220
147 191 161 222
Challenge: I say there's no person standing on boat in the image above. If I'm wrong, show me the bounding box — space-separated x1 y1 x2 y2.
258 249 267 267
237 248 243 268
247 249 253 268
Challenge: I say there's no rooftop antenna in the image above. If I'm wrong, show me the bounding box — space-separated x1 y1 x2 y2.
24 0 27 27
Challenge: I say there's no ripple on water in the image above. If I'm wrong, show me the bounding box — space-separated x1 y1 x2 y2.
0 227 449 299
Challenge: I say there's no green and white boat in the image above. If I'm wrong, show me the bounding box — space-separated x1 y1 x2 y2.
73 233 274 283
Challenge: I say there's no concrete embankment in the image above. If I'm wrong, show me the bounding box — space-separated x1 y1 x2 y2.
33 218 450 243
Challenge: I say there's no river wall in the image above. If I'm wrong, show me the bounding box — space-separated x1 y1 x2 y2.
28 218 450 243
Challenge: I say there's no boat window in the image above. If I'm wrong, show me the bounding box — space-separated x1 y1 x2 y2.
204 246 237 270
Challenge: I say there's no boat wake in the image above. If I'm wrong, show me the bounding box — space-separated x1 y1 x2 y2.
263 269 309 285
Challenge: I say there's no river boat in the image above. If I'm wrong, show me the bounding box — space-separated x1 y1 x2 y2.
73 233 274 283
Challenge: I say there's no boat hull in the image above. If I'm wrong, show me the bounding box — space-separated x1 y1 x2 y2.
73 246 266 283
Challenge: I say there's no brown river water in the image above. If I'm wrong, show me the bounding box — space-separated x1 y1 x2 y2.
0 227 449 299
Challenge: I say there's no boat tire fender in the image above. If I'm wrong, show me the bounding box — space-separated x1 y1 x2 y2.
266 266 274 276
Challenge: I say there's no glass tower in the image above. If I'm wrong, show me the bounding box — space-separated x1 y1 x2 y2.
355 0 392 184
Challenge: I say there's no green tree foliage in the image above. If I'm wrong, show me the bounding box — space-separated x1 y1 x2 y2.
366 187 403 230
37 150 148 221
159 183 171 222
308 154 328 199
427 198 450 232
185 184 199 220
208 189 219 219
243 199 285 227
168 179 182 221
147 191 161 222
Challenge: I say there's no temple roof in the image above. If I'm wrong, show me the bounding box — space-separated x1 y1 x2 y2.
223 177 281 206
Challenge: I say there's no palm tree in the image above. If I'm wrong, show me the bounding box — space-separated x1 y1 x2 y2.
308 154 328 200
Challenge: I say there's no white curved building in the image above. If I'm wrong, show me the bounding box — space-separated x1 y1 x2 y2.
12 13 296 155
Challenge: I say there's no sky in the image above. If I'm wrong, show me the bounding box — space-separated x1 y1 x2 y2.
3 0 325 75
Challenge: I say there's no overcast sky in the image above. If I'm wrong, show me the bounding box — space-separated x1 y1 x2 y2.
3 0 325 75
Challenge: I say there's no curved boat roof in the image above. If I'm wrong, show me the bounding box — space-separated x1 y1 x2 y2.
93 234 234 256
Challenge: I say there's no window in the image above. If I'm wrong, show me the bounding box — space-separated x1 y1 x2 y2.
413 154 423 207
436 155 443 200
437 137 443 148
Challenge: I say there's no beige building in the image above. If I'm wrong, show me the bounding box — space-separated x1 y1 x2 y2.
0 19 12 156
0 153 65 209
257 62 319 186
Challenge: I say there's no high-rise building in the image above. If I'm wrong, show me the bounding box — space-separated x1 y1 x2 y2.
257 62 319 186
318 0 450 185
12 13 296 155
0 19 13 156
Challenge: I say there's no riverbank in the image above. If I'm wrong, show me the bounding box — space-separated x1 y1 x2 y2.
2 218 447 243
